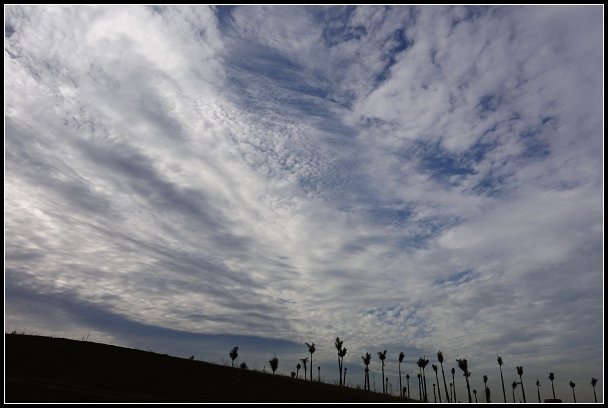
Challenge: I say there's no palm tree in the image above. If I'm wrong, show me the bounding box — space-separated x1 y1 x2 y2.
536 379 541 403
512 381 519 403
300 357 308 380
229 346 238 368
361 352 372 391
473 388 478 403
296 362 301 379
569 381 576 403
432 364 442 402
483 374 490 402
339 347 348 386
516 366 526 402
548 372 556 400
335 338 347 386
399 352 405 398
418 357 430 402
438 351 450 402
378 350 387 394
335 338 343 386
456 358 472 403
406 374 411 398
591 377 598 403
451 367 457 402
497 356 507 403
417 373 422 401
269 355 279 374
240 362 248 369
305 342 316 381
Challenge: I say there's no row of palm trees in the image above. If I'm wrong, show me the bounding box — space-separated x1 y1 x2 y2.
227 344 600 402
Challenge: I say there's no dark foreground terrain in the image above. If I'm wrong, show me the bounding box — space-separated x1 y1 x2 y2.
6 334 415 402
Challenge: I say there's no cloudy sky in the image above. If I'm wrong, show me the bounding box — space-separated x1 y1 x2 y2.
5 5 603 402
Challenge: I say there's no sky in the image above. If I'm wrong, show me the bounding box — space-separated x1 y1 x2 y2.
4 5 603 402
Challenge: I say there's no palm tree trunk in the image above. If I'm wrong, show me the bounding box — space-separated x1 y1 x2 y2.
338 356 342 386
381 364 385 394
453 373 457 402
435 371 442 402
519 375 527 402
418 373 422 401
593 386 597 403
407 376 410 398
572 388 576 403
310 353 313 381
399 362 402 398
422 368 428 402
537 385 541 403
499 366 506 402
465 377 472 403
551 380 556 400
513 386 516 403
433 384 437 402
440 363 449 403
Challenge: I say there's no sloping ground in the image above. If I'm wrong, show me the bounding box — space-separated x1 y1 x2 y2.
5 334 416 403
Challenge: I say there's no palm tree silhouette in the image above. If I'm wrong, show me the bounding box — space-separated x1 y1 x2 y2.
536 379 541 403
451 367 457 402
473 388 478 403
229 346 238 368
483 374 490 402
516 366 526 402
512 380 519 403
305 342 316 381
361 352 372 391
339 347 347 385
569 381 576 403
548 372 556 400
398 352 405 398
378 350 387 394
456 358 472 403
335 337 346 386
269 355 279 374
296 362 301 379
417 373 422 401
406 374 411 398
497 355 507 403
438 351 450 402
300 357 308 380
240 362 248 369
591 377 598 403
418 357 430 402
432 364 442 402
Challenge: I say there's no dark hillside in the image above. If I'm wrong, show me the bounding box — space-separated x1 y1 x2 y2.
5 334 416 403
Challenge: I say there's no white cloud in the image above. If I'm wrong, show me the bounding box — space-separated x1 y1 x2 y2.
5 5 602 401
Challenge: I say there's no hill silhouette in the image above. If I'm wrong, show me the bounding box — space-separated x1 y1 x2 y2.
6 334 416 402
